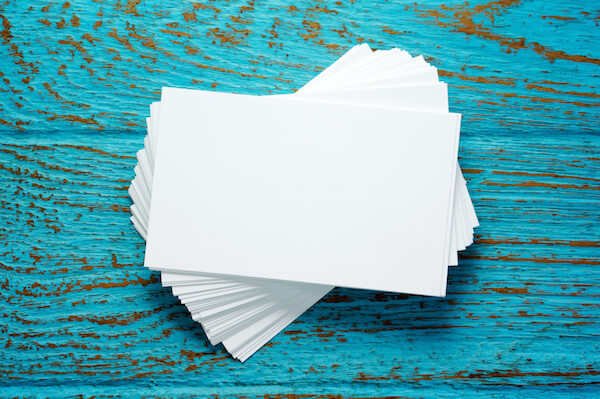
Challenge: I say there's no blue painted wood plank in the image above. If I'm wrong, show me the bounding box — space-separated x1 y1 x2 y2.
1 131 599 397
0 0 598 134
0 0 599 396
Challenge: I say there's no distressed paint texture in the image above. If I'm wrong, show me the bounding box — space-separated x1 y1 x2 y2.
0 0 599 397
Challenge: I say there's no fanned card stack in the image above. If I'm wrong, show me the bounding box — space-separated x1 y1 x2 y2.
128 44 479 362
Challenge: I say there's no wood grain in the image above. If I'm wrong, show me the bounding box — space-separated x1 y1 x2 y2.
0 0 599 397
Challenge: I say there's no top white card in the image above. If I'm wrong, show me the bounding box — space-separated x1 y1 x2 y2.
145 87 460 296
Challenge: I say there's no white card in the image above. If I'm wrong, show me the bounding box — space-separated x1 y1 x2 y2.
145 88 461 296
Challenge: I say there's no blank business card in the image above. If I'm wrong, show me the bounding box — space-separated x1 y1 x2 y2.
144 88 461 296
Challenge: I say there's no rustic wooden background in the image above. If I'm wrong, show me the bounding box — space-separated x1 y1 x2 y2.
1 0 599 397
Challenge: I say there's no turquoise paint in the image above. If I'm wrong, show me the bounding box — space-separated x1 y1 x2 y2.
0 0 599 396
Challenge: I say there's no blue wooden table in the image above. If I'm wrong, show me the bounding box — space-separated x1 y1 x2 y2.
1 0 599 397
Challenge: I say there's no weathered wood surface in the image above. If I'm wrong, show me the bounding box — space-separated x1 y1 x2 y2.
0 0 599 397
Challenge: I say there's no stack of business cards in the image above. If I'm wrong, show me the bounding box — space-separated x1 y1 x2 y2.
128 44 478 362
